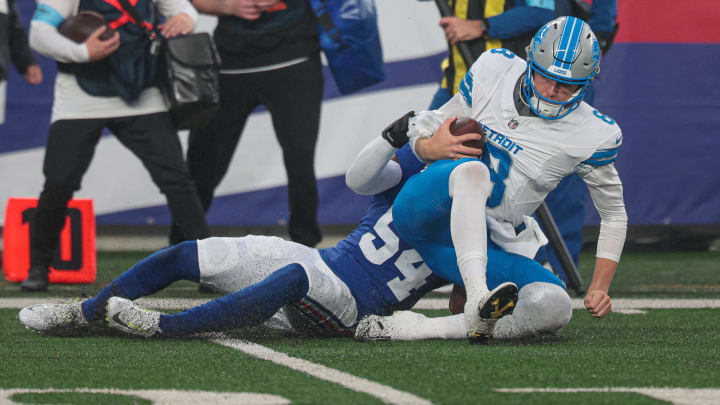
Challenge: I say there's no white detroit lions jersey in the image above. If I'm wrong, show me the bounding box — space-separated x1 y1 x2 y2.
410 48 625 230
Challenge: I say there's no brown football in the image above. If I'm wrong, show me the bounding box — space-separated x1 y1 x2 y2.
58 11 116 44
449 117 485 150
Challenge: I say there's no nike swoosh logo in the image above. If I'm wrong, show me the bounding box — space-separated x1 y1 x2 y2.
615 136 622 144
112 312 128 328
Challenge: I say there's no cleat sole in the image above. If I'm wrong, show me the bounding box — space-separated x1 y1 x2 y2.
479 283 518 320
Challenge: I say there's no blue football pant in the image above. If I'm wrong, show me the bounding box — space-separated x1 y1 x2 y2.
393 158 564 290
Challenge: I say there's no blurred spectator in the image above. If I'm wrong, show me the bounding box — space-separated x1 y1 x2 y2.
20 0 209 292
429 0 556 110
536 0 618 275
0 0 42 124
180 0 323 247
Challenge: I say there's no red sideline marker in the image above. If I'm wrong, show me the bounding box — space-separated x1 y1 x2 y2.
3 198 96 284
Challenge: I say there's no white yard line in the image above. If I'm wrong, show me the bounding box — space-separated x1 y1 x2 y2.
602 298 720 310
0 297 432 404
495 387 720 405
210 338 432 405
411 298 720 311
5 297 719 405
0 388 289 405
614 309 648 315
3 297 720 310
0 297 210 310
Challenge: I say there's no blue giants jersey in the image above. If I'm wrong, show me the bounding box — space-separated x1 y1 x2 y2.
319 146 448 318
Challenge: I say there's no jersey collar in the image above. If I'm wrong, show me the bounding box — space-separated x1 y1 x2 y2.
513 73 535 118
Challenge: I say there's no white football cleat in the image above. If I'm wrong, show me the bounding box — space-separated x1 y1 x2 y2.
355 315 392 341
106 297 162 338
19 299 89 333
355 311 430 341
467 282 518 344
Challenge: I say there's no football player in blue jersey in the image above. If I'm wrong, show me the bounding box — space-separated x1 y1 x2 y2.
379 16 627 342
18 132 448 338
19 109 572 341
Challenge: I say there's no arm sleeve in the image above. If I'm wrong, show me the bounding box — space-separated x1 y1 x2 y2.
486 6 555 39
156 0 198 24
576 162 628 262
29 0 89 63
346 137 402 195
8 0 37 74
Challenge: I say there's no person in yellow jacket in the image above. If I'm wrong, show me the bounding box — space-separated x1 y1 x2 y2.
429 0 556 109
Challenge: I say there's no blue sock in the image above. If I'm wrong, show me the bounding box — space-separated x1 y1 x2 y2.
158 263 309 337
81 241 200 321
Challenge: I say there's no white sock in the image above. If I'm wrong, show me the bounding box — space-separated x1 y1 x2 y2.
457 255 488 296
449 161 492 332
378 311 467 340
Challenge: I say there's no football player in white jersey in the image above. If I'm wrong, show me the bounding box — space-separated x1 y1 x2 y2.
368 16 627 342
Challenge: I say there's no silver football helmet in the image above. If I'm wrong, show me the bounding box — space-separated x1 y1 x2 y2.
523 16 601 119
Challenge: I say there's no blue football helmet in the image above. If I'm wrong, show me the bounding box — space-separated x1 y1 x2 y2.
523 16 601 120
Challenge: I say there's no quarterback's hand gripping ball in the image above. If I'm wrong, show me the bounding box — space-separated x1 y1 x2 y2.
449 117 486 150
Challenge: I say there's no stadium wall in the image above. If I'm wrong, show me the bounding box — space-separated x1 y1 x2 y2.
1 0 718 228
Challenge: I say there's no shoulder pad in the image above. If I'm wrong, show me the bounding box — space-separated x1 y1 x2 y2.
459 50 524 107
469 49 524 78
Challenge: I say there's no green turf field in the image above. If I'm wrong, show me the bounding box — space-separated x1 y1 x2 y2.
1 250 719 404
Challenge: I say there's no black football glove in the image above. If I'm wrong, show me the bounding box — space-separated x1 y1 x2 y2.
381 111 415 148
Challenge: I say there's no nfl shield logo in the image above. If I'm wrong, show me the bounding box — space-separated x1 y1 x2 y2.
508 119 519 129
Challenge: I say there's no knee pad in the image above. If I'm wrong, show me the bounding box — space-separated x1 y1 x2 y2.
197 237 239 279
517 282 572 335
448 161 492 198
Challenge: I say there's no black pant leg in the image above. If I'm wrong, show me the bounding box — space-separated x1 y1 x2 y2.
186 73 259 211
167 74 259 243
108 112 209 243
30 119 105 268
170 74 257 243
259 55 324 246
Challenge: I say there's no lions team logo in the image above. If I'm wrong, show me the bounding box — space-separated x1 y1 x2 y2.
508 119 519 129
592 38 601 67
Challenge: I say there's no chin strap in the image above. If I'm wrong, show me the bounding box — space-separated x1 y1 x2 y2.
532 95 565 118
